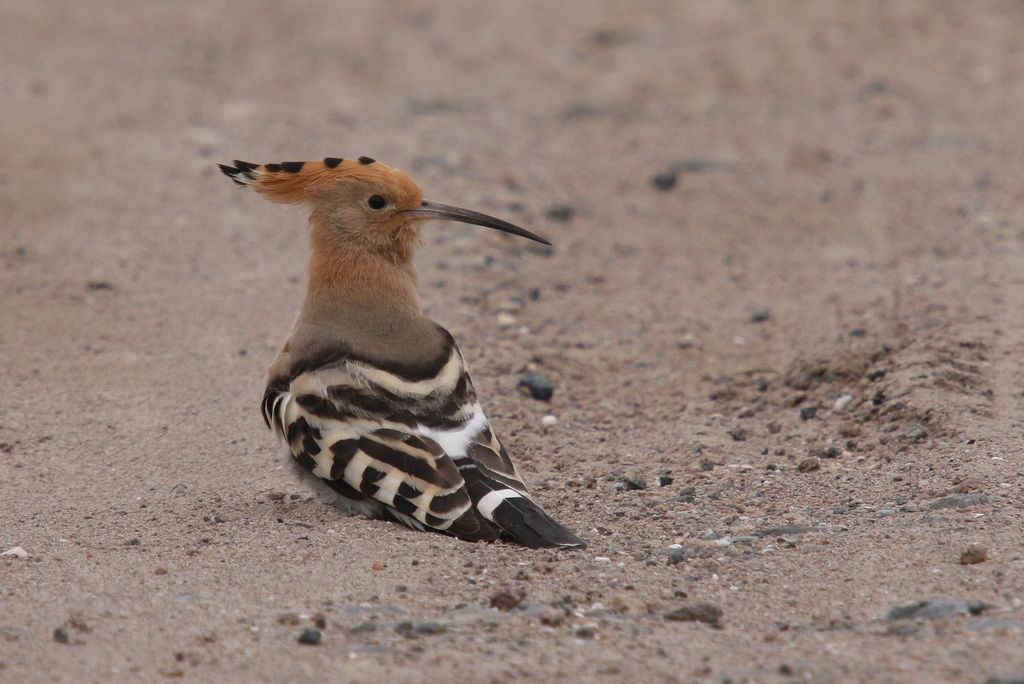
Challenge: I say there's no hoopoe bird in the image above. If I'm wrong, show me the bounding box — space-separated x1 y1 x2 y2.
218 156 584 549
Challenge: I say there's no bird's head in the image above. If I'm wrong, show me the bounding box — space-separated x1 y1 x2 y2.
218 157 550 259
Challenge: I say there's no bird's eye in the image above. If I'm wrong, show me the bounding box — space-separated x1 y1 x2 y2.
367 195 387 210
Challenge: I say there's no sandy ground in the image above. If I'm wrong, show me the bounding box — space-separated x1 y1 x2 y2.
2 1 1023 682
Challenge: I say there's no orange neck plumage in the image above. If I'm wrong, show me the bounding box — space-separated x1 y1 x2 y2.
304 215 421 314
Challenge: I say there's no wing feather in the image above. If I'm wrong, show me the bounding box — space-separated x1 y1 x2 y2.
263 333 582 547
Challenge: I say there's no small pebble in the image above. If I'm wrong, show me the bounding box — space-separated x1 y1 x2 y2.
574 624 598 638
750 307 772 323
797 457 820 473
496 312 518 327
0 546 28 559
657 475 674 487
663 602 723 627
833 395 854 411
650 171 678 191
212 512 229 523
838 421 861 438
545 205 575 222
900 425 928 441
728 427 748 442
518 373 554 401
413 622 446 635
490 587 525 612
666 545 685 565
127 538 142 546
170 483 188 494
960 544 988 565
53 627 70 644
297 627 321 645
799 406 818 421
623 477 646 491
541 414 558 427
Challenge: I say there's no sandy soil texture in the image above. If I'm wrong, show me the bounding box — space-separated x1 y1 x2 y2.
2 2 1023 682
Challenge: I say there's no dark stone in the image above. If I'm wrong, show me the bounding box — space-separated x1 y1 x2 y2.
886 598 984 622
657 475 674 487
545 205 575 222
755 524 814 537
663 602 723 627
666 546 686 565
518 373 554 401
297 627 321 645
928 493 990 510
650 171 677 191
53 627 70 644
413 621 446 635
750 307 772 323
574 625 598 638
799 406 818 420
623 477 646 491
728 427 748 441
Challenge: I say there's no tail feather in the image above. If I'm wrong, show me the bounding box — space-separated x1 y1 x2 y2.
463 469 584 549
489 495 585 549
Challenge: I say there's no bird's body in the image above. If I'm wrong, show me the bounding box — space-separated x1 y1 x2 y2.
219 157 583 548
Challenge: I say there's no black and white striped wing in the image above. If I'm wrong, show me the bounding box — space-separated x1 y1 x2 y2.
262 342 584 548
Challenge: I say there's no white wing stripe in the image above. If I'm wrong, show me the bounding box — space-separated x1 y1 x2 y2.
476 489 523 521
416 406 487 458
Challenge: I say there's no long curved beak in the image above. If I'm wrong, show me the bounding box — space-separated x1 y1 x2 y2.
402 200 552 246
